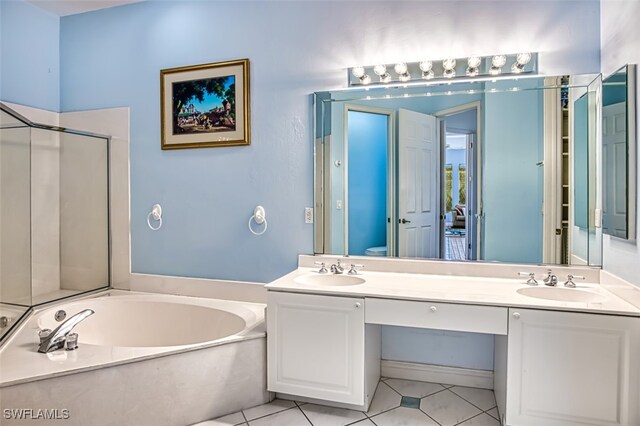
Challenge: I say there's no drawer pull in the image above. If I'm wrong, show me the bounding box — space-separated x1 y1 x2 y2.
429 306 437 313
355 302 361 309
513 312 521 319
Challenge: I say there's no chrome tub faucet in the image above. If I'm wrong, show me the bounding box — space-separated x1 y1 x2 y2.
38 309 94 353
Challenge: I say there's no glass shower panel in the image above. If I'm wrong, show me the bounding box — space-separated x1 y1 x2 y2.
0 109 31 340
59 132 109 296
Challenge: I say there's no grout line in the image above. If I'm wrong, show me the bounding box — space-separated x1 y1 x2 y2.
452 411 485 426
447 387 495 413
418 408 443 426
240 410 249 424
296 405 314 425
243 405 297 422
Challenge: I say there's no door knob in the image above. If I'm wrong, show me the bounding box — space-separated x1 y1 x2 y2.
400 218 411 224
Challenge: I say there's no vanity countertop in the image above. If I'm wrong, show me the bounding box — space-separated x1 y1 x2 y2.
266 267 640 317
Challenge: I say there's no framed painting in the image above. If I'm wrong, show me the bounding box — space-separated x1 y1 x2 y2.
161 58 250 149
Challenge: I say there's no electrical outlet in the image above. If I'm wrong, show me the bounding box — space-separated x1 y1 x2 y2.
305 208 314 224
336 200 343 210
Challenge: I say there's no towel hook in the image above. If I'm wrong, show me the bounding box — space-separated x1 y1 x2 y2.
147 204 162 231
248 206 267 236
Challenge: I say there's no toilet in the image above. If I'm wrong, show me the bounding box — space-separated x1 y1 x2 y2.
365 246 387 256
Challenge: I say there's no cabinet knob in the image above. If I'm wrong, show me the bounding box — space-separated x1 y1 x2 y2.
355 302 361 309
430 306 437 313
513 312 521 319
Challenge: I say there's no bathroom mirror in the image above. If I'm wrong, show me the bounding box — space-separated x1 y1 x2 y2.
602 65 637 240
314 74 603 266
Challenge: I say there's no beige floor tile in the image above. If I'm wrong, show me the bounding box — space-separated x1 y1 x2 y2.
384 379 446 398
449 386 497 411
371 407 439 425
420 389 482 426
192 410 245 425
243 399 296 421
486 407 500 421
365 382 402 416
457 413 501 426
299 403 366 426
247 407 310 426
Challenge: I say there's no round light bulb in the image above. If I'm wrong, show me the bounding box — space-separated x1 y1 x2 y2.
467 56 481 68
380 73 392 83
394 62 408 75
422 70 435 80
352 66 366 78
489 67 502 76
444 68 456 79
466 67 479 77
511 63 524 74
442 58 457 71
516 52 532 65
373 64 387 76
419 61 433 72
398 73 411 82
360 74 372 85
491 55 507 68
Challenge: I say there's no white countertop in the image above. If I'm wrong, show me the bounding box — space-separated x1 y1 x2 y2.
266 267 640 317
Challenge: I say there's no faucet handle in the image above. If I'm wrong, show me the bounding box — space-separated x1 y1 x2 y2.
314 261 328 274
564 274 585 288
518 272 538 286
348 264 364 275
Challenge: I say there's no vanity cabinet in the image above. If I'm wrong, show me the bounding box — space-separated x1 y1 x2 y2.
506 308 640 426
267 292 378 407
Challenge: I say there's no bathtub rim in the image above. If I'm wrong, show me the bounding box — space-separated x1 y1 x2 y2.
0 290 266 388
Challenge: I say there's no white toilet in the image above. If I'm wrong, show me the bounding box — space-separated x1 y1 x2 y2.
365 246 387 256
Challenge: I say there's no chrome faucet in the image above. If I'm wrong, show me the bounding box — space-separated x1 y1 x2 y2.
543 270 558 287
38 309 94 353
330 259 345 274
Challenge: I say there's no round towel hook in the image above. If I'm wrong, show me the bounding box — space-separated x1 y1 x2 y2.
249 206 267 236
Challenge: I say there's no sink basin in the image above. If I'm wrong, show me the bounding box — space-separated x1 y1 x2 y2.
294 274 365 286
517 287 605 303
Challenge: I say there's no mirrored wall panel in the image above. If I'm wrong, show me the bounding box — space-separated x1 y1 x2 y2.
314 75 603 266
0 104 110 341
602 65 636 240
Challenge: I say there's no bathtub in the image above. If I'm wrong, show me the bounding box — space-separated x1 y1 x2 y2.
0 291 269 426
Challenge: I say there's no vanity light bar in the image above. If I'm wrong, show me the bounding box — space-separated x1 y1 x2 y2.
348 53 538 87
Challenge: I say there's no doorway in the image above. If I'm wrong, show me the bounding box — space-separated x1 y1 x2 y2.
436 104 481 261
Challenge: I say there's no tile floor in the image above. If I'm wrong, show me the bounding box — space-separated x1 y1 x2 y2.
195 378 501 426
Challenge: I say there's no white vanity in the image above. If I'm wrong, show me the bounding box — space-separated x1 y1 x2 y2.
266 256 640 426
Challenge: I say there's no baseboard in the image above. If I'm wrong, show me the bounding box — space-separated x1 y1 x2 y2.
381 360 493 390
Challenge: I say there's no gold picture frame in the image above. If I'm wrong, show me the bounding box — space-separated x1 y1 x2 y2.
160 58 250 149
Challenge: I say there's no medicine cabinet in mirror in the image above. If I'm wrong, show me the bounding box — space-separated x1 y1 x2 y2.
602 65 636 240
314 74 603 266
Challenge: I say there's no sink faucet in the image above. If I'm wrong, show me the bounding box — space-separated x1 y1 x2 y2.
543 270 558 287
330 259 344 274
38 309 94 353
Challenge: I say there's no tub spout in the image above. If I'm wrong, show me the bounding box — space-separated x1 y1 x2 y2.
38 309 94 353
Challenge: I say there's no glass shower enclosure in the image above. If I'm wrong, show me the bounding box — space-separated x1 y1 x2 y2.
0 103 110 341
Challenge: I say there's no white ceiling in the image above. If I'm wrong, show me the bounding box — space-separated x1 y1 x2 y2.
26 0 144 16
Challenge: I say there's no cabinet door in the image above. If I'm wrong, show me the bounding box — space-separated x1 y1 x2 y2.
506 308 640 426
267 292 365 405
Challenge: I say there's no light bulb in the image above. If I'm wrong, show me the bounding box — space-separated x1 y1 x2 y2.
444 68 456 79
352 66 366 78
442 58 457 71
466 67 479 77
422 70 435 80
373 64 387 76
467 56 481 68
511 63 524 74
380 73 392 83
394 62 408 75
419 61 433 72
489 66 502 76
516 52 532 65
360 74 372 85
491 55 507 68
398 73 411 82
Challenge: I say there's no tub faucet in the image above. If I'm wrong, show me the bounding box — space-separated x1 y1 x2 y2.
38 309 94 353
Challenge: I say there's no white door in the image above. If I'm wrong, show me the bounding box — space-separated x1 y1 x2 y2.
398 109 439 258
506 308 640 426
602 102 628 237
267 292 365 405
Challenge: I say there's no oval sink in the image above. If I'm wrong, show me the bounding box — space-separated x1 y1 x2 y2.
294 274 365 286
517 287 605 303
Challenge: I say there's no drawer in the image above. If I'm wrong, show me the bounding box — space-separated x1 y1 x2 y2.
365 298 508 335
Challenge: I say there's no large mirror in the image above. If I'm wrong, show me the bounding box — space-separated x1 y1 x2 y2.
314 75 603 266
602 65 636 240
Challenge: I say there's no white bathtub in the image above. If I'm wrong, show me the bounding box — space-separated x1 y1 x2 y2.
0 291 269 425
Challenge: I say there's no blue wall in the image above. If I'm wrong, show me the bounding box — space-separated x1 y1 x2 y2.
56 0 600 283
0 0 59 111
347 111 388 255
